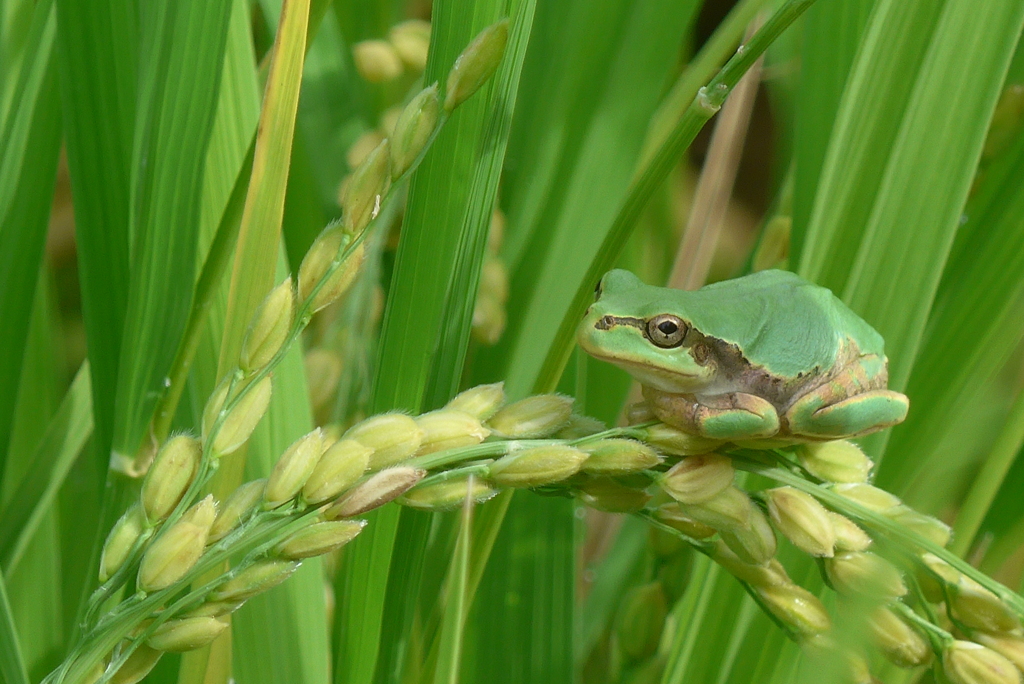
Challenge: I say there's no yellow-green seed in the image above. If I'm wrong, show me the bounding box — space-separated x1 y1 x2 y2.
796 440 873 483
883 505 952 548
711 540 790 588
555 414 607 439
210 559 299 602
209 479 266 543
345 413 423 469
147 616 229 653
414 409 490 455
298 224 366 313
866 606 932 668
444 20 509 111
203 375 273 457
487 445 588 488
138 496 216 592
719 505 777 565
766 486 836 557
948 575 1021 634
825 551 906 600
943 641 1022 684
388 19 430 70
445 382 506 420
275 520 367 560
640 423 723 456
110 644 162 684
832 482 901 512
342 139 391 234
828 512 872 552
486 394 574 438
353 39 404 83
302 439 372 505
390 85 440 178
305 348 344 415
616 582 667 662
100 504 146 582
974 633 1024 673
658 453 734 504
184 600 245 618
324 467 427 519
399 477 499 511
755 582 831 637
579 439 662 475
675 485 752 531
141 435 201 523
239 279 294 373
653 503 717 540
264 429 326 509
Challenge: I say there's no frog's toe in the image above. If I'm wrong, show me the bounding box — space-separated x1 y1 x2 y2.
693 393 780 441
787 390 909 439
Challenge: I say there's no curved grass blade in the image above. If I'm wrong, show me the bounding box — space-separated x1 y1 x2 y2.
0 572 29 684
0 0 60 486
0 364 92 571
111 0 234 462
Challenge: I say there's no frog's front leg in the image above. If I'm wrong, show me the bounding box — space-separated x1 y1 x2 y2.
642 386 780 440
784 355 909 439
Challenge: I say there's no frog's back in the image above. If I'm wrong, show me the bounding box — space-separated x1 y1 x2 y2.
659 270 885 378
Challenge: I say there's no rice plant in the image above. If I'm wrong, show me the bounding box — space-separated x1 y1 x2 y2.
1 0 1023 683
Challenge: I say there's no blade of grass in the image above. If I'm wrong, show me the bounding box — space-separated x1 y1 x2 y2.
0 0 60 486
0 571 29 684
796 0 945 292
951 387 1024 556
0 364 92 571
530 0 817 396
788 0 875 266
879 104 1024 498
432 482 475 684
110 0 234 462
841 0 1024 459
54 0 136 467
2 272 64 678
335 3 520 682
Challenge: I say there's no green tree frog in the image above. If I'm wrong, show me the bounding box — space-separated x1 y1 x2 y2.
577 269 909 446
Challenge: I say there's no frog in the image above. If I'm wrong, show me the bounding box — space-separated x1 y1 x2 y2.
577 269 909 446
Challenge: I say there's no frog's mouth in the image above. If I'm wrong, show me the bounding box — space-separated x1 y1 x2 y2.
577 320 708 394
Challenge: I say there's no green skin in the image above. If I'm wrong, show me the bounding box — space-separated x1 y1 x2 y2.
577 269 909 446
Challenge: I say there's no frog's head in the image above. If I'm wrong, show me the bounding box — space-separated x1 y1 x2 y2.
577 270 716 393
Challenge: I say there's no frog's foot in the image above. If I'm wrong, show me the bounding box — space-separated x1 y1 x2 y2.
643 387 780 441
785 389 909 439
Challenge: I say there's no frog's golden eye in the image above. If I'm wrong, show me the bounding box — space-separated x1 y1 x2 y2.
646 315 688 348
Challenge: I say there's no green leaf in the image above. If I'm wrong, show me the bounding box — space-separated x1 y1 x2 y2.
0 0 61 484
789 0 875 265
55 0 136 463
0 363 92 571
336 2 527 681
879 114 1024 499
840 0 1024 459
112 0 234 459
0 571 29 684
432 486 475 684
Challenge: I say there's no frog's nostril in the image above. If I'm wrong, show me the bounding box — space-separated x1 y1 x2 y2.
596 315 615 330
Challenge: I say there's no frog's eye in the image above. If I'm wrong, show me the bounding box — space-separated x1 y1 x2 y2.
646 315 688 348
